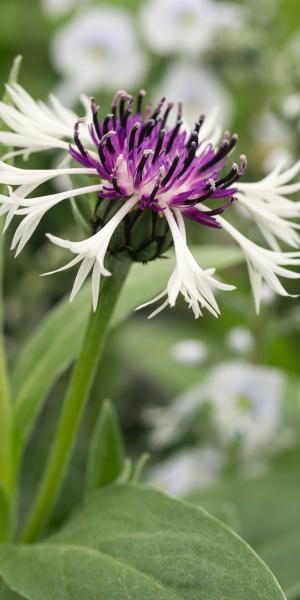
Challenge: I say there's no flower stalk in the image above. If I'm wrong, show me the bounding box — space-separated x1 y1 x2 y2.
20 253 131 543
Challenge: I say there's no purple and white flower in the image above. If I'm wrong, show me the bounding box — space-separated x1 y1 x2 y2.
0 83 299 316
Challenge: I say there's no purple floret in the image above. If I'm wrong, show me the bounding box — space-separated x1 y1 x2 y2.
69 90 247 229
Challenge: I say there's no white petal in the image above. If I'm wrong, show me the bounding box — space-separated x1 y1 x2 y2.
219 216 300 312
70 257 94 302
141 207 234 319
0 83 92 156
46 196 138 306
42 255 82 277
236 159 300 251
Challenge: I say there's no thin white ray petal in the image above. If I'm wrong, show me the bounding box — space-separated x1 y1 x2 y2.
14 215 43 256
218 216 300 311
150 207 234 318
236 158 300 251
148 298 170 319
136 289 169 311
46 196 138 306
70 257 94 302
42 255 83 277
0 82 94 156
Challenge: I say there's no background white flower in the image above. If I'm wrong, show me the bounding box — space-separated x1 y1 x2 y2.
170 339 208 365
207 362 284 455
42 0 88 19
51 7 148 103
156 61 232 128
225 327 254 354
140 0 244 57
147 361 288 459
254 112 294 174
147 447 223 496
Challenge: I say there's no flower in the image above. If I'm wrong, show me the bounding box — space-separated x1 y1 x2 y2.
140 0 244 57
170 339 208 365
50 7 148 103
147 361 287 459
147 447 223 496
41 0 87 19
225 327 254 354
206 362 284 455
156 61 232 128
254 111 294 174
0 82 299 316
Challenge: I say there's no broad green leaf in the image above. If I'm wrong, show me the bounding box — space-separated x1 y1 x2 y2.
85 399 125 492
0 581 24 600
187 471 300 548
259 529 300 600
12 288 90 460
187 470 300 598
12 245 243 461
0 484 285 599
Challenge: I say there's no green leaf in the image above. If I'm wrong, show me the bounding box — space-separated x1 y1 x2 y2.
0 484 285 599
85 399 125 492
187 471 300 548
0 581 24 600
12 245 243 464
12 288 90 462
130 453 150 483
259 529 300 600
187 470 300 599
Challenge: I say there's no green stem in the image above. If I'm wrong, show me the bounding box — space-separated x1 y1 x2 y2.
20 255 131 543
0 216 12 497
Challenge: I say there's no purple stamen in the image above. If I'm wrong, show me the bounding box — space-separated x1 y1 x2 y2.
69 89 246 229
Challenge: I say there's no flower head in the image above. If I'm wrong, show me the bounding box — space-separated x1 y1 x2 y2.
0 82 299 317
68 90 244 223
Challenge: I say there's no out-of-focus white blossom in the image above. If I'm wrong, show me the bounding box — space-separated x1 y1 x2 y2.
42 0 88 19
148 361 286 458
148 447 223 496
51 8 148 103
225 327 254 354
140 0 244 57
207 362 284 454
263 148 294 175
260 283 275 305
170 339 208 365
282 93 300 120
156 61 232 129
254 112 294 175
